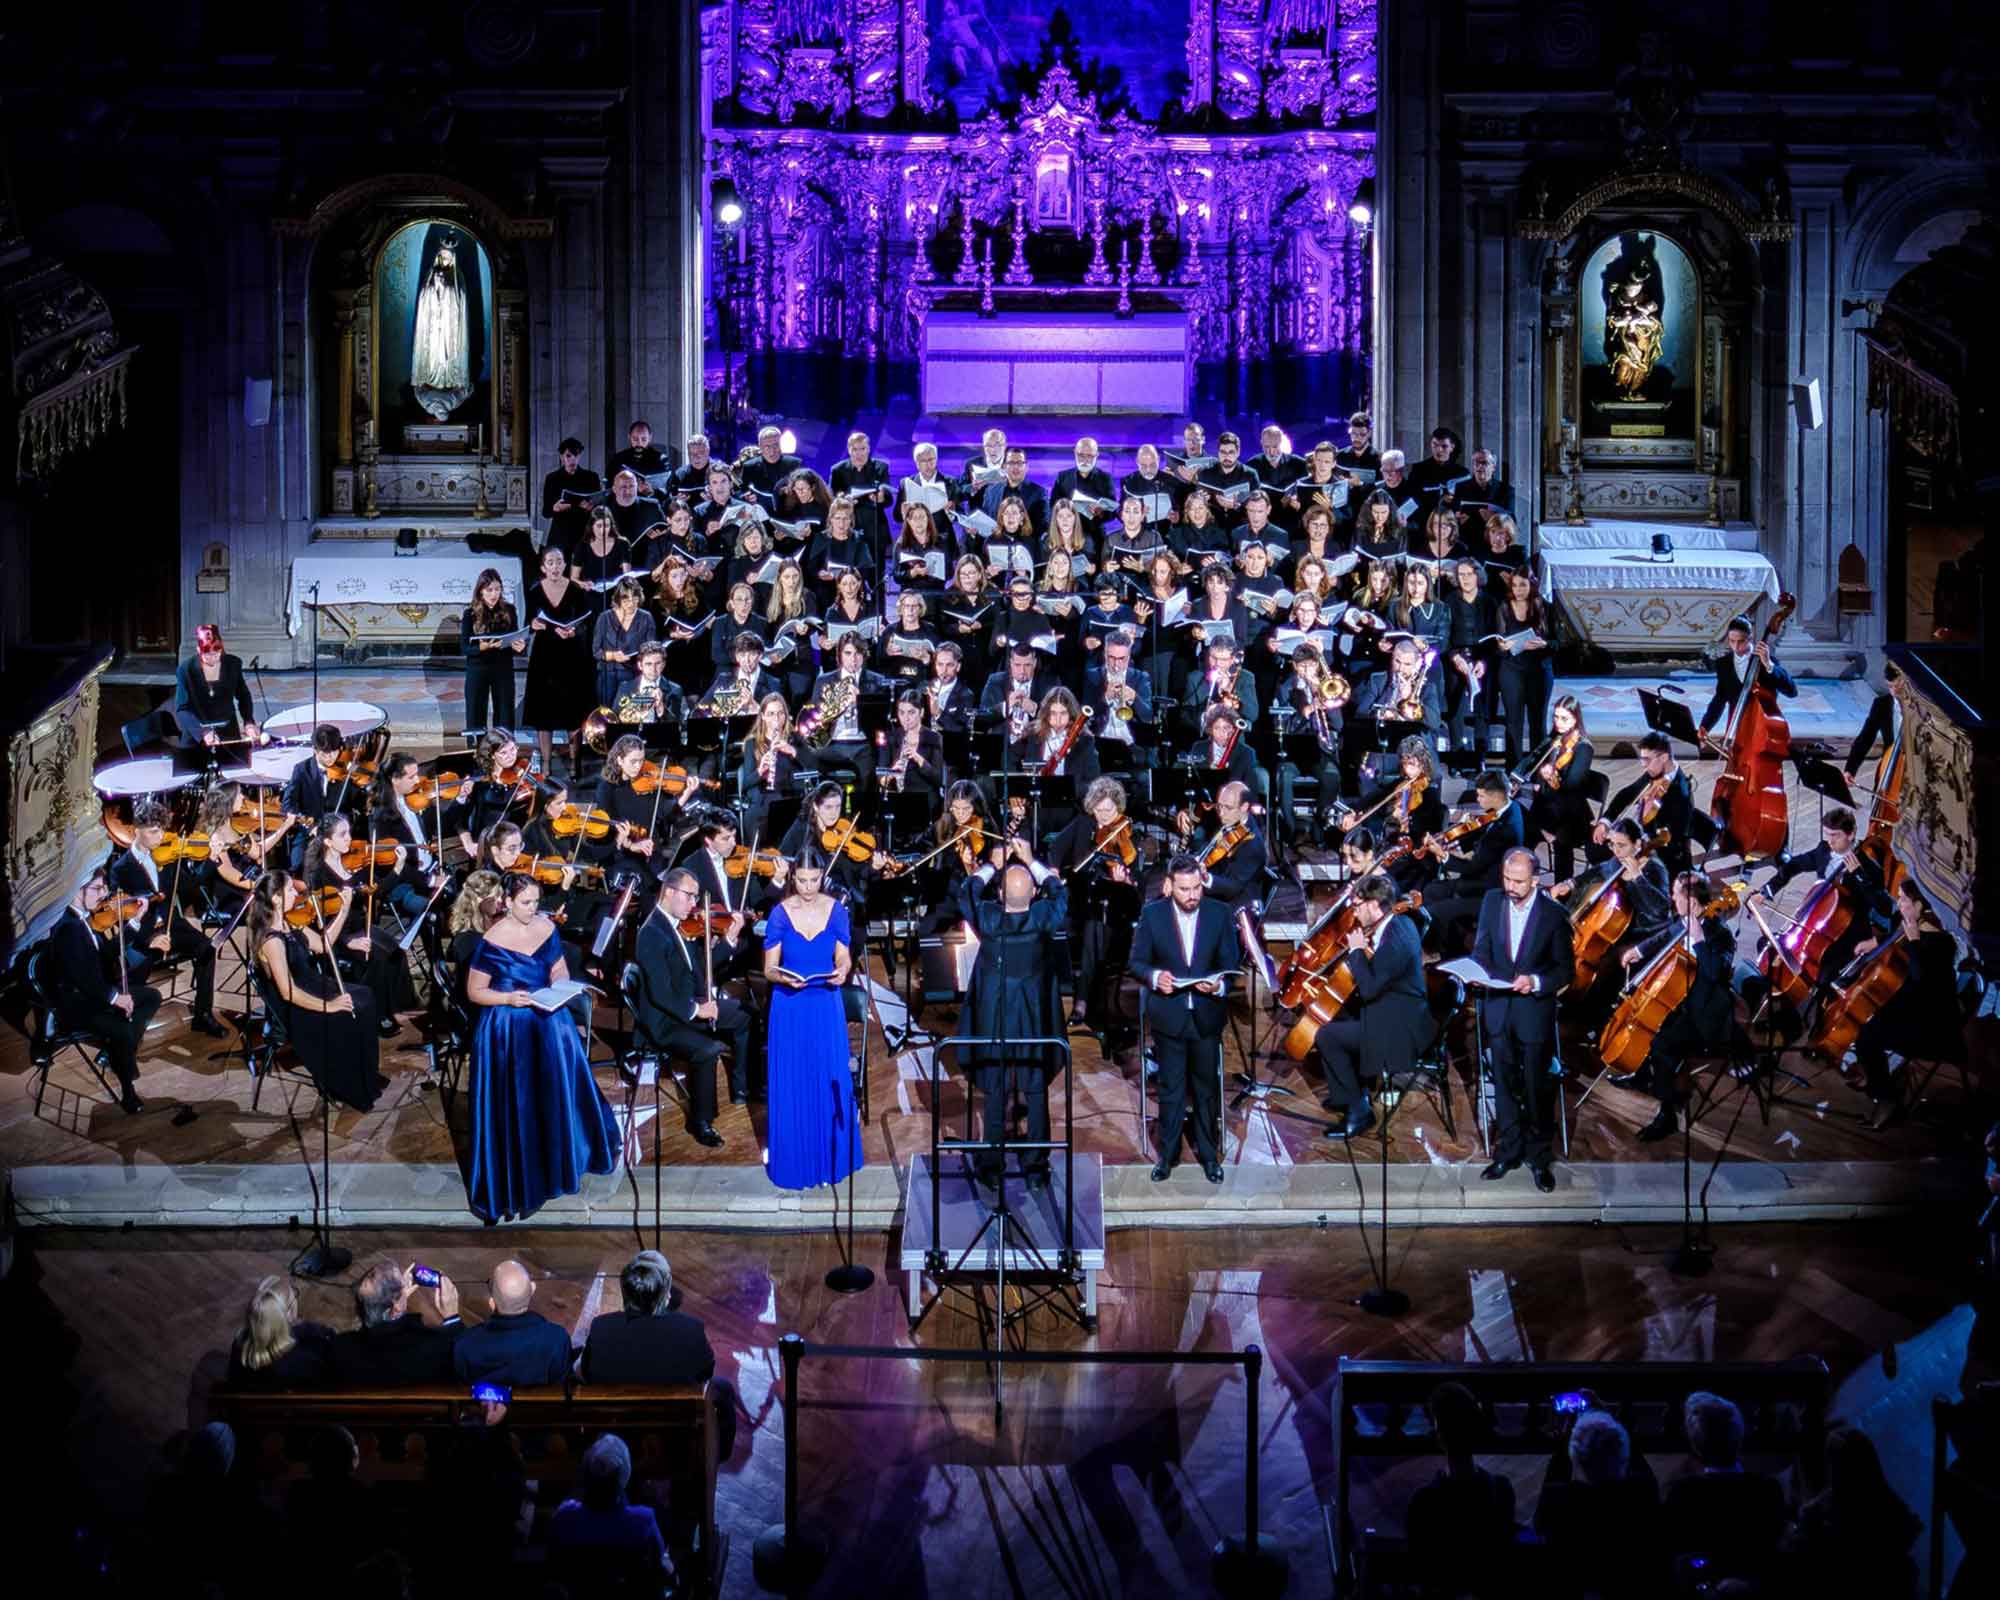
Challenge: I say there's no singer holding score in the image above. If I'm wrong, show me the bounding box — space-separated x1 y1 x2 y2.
463 872 621 1223
1129 853 1236 1185
761 849 863 1191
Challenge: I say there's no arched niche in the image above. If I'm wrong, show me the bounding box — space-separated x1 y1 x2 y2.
299 181 535 521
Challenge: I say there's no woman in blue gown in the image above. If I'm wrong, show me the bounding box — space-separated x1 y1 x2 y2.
464 873 621 1222
761 849 863 1190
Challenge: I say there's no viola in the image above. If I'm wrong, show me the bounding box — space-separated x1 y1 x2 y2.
1201 821 1253 869
1597 883 1745 1078
88 893 153 934
630 761 720 799
820 820 880 863
284 885 347 928
547 805 614 840
1280 893 1423 1061
1708 594 1797 859
723 845 785 879
1804 931 1909 1060
404 771 468 811
513 854 606 888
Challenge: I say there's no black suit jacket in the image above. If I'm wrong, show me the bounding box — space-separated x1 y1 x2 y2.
282 753 333 826
46 907 118 1016
1342 912 1433 1073
978 668 1056 718
451 1310 574 1388
581 1309 717 1385
108 848 175 940
1605 769 1696 872
1700 650 1799 734
1198 826 1267 915
1445 801 1527 891
925 678 976 734
1765 840 1891 925
1082 664 1154 733
633 907 732 1034
1470 889 1573 1043
327 1313 464 1386
1128 896 1235 1038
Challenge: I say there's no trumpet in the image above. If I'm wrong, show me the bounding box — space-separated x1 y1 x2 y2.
797 675 858 749
1005 686 1036 743
1104 675 1137 720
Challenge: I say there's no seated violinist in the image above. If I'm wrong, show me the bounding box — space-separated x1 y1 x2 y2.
1341 737 1445 890
595 735 673 886
683 811 786 924
48 866 159 1113
190 785 273 919
447 731 531 862
1174 779 1267 920
1047 777 1142 1042
281 724 348 870
780 780 884 1012
304 812 415 1032
1525 696 1596 881
110 800 225 1037
1415 770 1527 951
370 753 449 934
1624 872 1738 1143
477 818 609 984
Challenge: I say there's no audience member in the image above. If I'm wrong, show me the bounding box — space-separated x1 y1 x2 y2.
145 1421 280 1597
452 1258 575 1388
227 1273 334 1389
327 1259 465 1386
1403 1381 1518 1595
582 1249 737 1457
1780 1425 1919 1599
1533 1406 1663 1597
1661 1391 1787 1585
282 1425 378 1567
547 1433 678 1596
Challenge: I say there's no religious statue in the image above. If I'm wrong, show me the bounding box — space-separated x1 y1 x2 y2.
410 235 473 419
1601 232 1666 397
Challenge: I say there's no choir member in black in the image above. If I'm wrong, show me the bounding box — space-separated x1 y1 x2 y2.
806 495 872 611
305 814 415 1034
1624 870 1738 1142
1697 612 1799 746
1555 818 1672 1026
939 554 998 688
830 429 893 546
1279 441 1343 534
711 581 768 679
607 418 673 483
1127 554 1186 699
246 870 383 1112
1357 636 1443 745
519 545 598 772
1406 424 1468 504
1473 848 1574 1190
1477 513 1530 580
1048 777 1143 1043
604 468 662 548
764 560 819 709
1187 780 1267 919
1311 874 1431 1141
111 801 224 1035
897 442 957 540
446 731 527 861
1755 806 1893 986
1456 447 1514 524
1491 568 1554 765
805 634 892 788
461 568 526 743
1416 770 1528 951
1278 644 1350 847
1442 557 1494 769
739 425 803 510
1525 696 1597 880
633 868 754 1139
891 502 955 596
655 556 713 690
878 590 939 692
1409 504 1464 571
1194 432 1256 528
989 572 1050 664
592 576 656 712
1035 549 1090 680
1188 705 1260 788
1236 492 1287 566
1341 737 1445 890
371 752 449 927
1130 853 1236 1183
1350 490 1407 565
881 691 944 799
1251 423 1307 508
696 466 743 544
1121 444 1183 537
1592 732 1695 877
1335 411 1380 478
699 631 781 720
1053 436 1119 535
1287 505 1344 594
972 446 1047 535
1850 880 1963 1127
1376 449 1417 521
541 436 601 558
815 569 876 672
282 724 347 871
48 867 159 1112
1081 573 1138 659
174 623 259 749
979 639 1056 730
573 506 636 592
926 641 976 735
1084 632 1152 763
596 735 672 887
945 836 1068 1190
1176 490 1234 572
667 432 714 496
774 467 828 545
1396 562 1452 653
1186 563 1251 660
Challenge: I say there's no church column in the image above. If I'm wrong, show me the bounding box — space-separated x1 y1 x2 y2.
1374 0 1443 448
1776 170 1849 643
333 289 356 466
536 158 611 472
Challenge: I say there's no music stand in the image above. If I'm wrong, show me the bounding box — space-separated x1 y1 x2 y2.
1637 687 1705 754
1792 752 1856 820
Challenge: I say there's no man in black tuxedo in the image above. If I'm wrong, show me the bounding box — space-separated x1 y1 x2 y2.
926 642 976 735
281 724 346 871
582 1251 736 1455
1129 853 1236 1184
327 1260 465 1385
46 866 160 1113
1312 874 1431 1140
452 1258 575 1388
1593 732 1696 877
978 641 1056 723
952 837 1070 1189
1418 770 1528 949
632 870 754 1142
1472 848 1573 1191
110 801 224 1037
1697 614 1798 743
1191 780 1267 918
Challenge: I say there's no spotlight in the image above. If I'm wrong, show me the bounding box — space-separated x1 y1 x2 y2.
778 428 797 454
1347 177 1375 228
713 178 744 228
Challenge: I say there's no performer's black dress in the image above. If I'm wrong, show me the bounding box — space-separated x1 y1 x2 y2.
268 929 381 1112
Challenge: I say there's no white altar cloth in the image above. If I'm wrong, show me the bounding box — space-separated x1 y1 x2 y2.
1536 519 1762 553
1536 546 1781 604
285 541 516 636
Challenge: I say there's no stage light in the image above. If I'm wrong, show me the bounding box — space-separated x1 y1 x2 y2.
1348 178 1375 229
778 428 798 454
713 178 744 227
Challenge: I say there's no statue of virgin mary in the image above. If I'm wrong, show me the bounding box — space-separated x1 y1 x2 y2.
410 235 473 420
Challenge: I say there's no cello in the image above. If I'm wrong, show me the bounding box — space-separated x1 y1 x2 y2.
1597 881 1745 1079
1707 593 1796 860
1803 931 1909 1061
1858 738 1907 897
1277 841 1418 1005
1555 829 1671 993
1753 857 1871 1012
1280 893 1423 1062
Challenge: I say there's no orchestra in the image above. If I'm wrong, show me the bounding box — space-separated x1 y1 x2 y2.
55 416 1971 1209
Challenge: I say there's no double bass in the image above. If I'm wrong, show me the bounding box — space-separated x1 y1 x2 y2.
1858 737 1907 897
1596 881 1745 1079
1707 594 1796 859
1280 893 1424 1062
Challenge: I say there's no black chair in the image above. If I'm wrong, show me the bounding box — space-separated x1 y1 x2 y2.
1579 769 1610 814
1381 972 1462 1142
121 706 179 757
423 955 474 1105
24 948 122 1114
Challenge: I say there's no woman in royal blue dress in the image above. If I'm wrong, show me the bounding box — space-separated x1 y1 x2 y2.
464 872 621 1222
761 849 863 1190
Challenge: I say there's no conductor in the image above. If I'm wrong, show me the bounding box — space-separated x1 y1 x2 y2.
1472 847 1573 1192
952 836 1070 1192
1130 853 1235 1185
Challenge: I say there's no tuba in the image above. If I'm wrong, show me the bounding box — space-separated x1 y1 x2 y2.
797 675 858 749
727 444 761 490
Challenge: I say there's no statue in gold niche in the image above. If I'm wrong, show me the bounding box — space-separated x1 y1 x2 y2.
1601 232 1666 398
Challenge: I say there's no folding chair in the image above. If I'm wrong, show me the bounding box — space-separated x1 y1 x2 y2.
25 948 123 1114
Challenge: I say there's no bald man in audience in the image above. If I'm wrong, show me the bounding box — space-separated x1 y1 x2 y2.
452 1258 575 1388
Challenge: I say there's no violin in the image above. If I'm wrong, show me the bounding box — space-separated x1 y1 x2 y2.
231 791 287 831
1201 821 1253 869
723 845 786 879
630 760 720 799
404 771 468 811
1415 806 1498 861
339 839 405 873
88 893 153 934
150 830 213 865
1280 893 1424 1061
1092 814 1138 868
678 905 742 940
1708 593 1796 859
956 819 986 875
1597 882 1745 1078
547 805 615 840
284 885 348 928
820 820 880 863
324 747 379 787
515 854 606 888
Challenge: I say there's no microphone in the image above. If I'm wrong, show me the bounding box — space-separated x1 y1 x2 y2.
248 655 261 670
